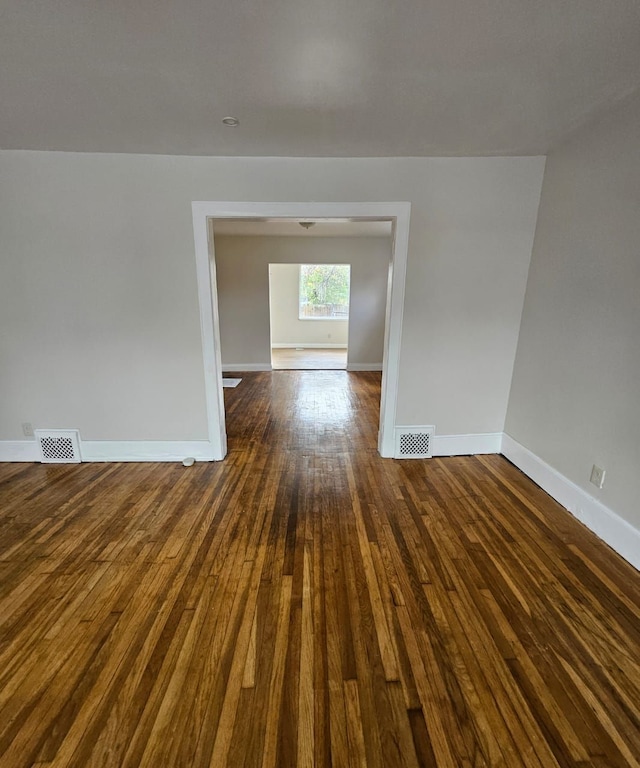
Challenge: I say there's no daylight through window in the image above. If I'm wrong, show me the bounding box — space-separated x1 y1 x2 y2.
299 264 350 320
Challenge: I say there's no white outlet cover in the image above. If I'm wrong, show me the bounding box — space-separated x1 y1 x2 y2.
590 465 606 489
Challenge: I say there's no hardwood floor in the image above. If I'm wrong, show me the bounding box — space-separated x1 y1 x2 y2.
271 347 347 369
1 371 639 767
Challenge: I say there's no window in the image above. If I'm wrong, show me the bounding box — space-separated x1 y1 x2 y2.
299 264 350 320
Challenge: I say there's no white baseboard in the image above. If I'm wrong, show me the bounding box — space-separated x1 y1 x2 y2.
347 363 383 372
0 440 216 463
501 434 640 571
432 432 503 456
0 433 500 462
0 441 40 461
222 363 272 372
81 441 216 462
271 343 347 349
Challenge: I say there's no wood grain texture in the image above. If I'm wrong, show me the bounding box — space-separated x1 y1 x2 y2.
0 370 639 767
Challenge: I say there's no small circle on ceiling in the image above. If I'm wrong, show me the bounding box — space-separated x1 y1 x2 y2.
222 116 239 127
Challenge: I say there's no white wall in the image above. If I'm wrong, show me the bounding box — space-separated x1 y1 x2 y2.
269 263 349 348
215 236 390 366
506 91 640 534
0 152 544 444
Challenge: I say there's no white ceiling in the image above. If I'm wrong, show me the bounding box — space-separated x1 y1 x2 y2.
213 219 393 237
1 0 639 157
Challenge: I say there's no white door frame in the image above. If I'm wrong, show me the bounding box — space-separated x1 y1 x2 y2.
191 201 411 460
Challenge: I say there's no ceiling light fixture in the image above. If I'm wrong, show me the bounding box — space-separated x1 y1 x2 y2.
299 221 315 229
222 116 239 127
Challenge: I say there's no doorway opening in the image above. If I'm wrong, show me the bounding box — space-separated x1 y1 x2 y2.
270 263 350 370
191 202 411 460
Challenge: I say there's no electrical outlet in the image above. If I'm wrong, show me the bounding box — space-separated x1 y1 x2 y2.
22 422 34 437
590 464 606 489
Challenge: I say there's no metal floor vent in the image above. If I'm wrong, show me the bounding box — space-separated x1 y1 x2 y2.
394 426 435 459
34 429 81 463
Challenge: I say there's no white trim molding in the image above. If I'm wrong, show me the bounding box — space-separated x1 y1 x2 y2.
0 441 39 462
0 440 215 463
0 432 499 463
222 363 272 372
433 432 503 456
502 434 640 571
81 441 215 462
346 363 383 372
193 201 411 460
271 343 347 349
432 432 502 456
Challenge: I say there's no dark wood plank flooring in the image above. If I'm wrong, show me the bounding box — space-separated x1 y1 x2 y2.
0 371 638 767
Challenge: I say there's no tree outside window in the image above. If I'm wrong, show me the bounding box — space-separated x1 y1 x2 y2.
299 264 350 319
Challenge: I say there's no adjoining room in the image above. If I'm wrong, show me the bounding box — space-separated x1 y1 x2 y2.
212 217 392 378
270 262 350 370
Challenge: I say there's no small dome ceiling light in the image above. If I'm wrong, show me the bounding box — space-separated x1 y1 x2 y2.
222 116 239 127
299 221 316 229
